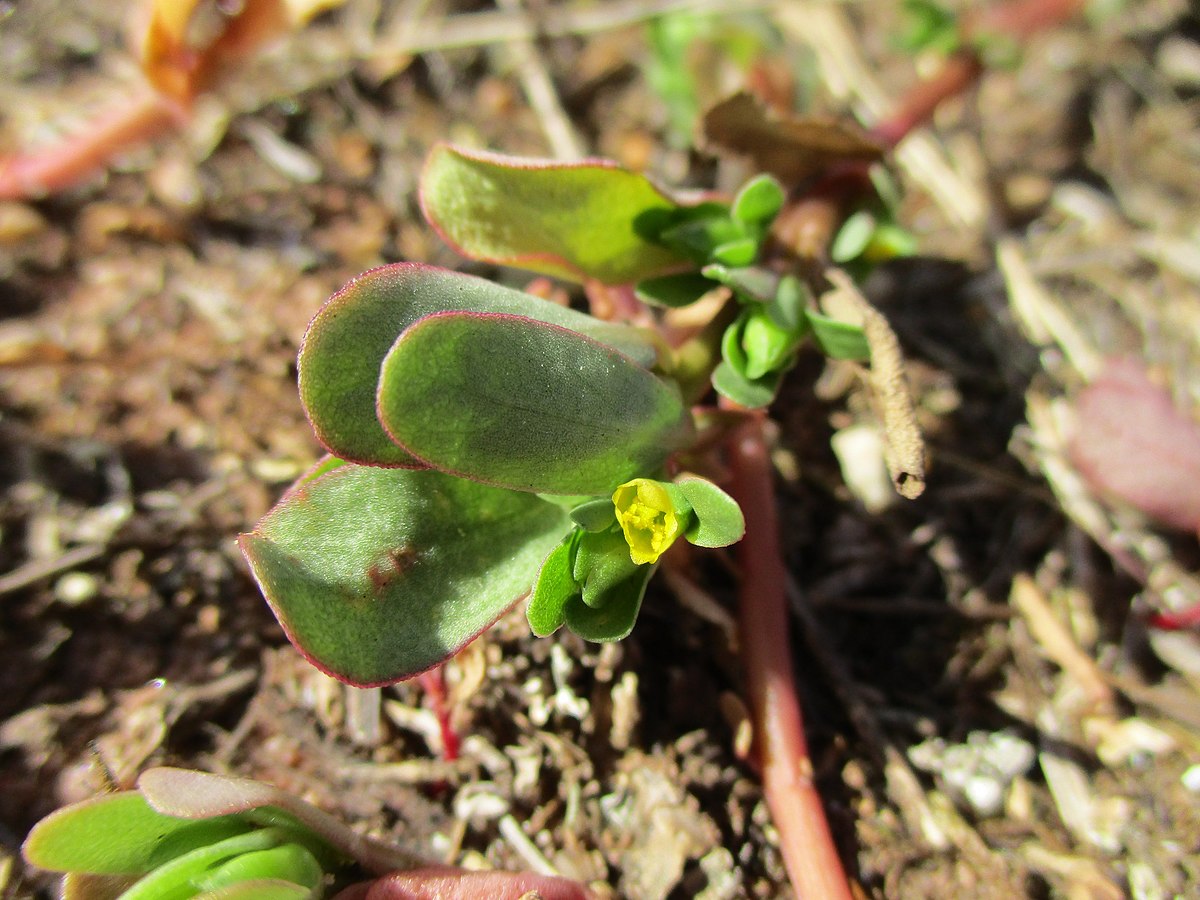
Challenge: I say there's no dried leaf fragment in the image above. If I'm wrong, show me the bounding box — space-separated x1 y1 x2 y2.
701 92 884 186
138 0 347 103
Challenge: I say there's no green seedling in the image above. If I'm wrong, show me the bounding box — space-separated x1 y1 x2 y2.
239 146 878 687
22 768 588 900
22 768 389 900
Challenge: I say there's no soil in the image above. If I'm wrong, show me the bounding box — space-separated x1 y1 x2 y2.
2 1 1199 898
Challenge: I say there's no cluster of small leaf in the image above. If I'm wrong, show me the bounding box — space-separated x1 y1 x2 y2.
895 0 962 55
635 174 873 407
829 167 919 282
897 0 1021 69
23 789 340 900
243 145 902 687
528 476 743 642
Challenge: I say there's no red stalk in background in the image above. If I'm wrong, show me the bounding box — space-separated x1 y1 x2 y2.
733 2 1088 895
727 413 853 900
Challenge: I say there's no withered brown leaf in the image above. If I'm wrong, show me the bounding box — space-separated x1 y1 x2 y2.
701 92 885 186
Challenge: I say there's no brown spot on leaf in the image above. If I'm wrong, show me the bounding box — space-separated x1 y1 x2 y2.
367 546 421 592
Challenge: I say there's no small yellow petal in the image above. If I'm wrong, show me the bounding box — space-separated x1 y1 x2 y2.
613 478 684 565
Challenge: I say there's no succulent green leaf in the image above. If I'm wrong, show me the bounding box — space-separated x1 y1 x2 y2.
700 264 777 302
195 845 323 894
634 272 715 308
731 174 785 226
240 463 571 686
527 534 578 638
194 880 314 900
377 312 693 495
573 529 642 607
114 828 289 900
419 144 692 284
656 212 742 263
721 311 749 373
563 565 654 642
569 499 617 532
806 311 871 360
712 361 780 409
865 222 918 260
741 310 796 380
770 275 810 331
830 210 877 263
711 237 760 267
299 264 661 467
897 0 961 54
22 792 252 876
675 476 745 547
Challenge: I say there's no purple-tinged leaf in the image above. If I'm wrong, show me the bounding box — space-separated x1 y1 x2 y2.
420 144 692 284
377 312 693 495
239 462 571 686
333 866 592 900
299 264 662 467
1069 358 1200 533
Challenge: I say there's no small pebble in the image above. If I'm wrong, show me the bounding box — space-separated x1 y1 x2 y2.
1157 35 1200 89
0 201 47 243
239 118 322 184
54 571 98 606
1182 764 1200 793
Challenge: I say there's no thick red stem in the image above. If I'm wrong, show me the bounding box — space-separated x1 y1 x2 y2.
728 414 853 900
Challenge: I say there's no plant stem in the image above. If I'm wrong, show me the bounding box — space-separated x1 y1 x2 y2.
727 413 853 900
0 90 180 200
417 666 460 762
870 53 983 150
873 0 1087 148
776 0 1086 265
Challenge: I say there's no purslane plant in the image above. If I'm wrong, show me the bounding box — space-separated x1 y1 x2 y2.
238 145 881 686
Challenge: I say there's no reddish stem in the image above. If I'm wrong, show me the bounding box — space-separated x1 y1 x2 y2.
1145 604 1200 632
965 0 1088 42
0 90 181 200
870 52 983 149
417 666 460 762
727 413 853 900
780 0 1086 263
872 0 1087 149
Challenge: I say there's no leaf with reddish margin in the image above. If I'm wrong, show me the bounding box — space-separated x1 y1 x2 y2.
376 312 693 495
299 263 662 468
136 767 422 875
420 144 693 284
1069 357 1200 533
240 462 572 686
333 867 592 900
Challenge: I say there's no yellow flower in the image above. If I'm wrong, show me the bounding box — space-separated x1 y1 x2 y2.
613 479 685 565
